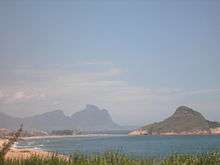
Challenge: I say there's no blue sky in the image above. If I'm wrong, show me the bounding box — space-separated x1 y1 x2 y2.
0 1 220 125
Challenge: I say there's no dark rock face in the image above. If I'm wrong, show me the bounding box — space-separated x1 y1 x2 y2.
131 106 220 135
0 105 121 131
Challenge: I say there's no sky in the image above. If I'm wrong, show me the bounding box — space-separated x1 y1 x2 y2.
0 0 220 125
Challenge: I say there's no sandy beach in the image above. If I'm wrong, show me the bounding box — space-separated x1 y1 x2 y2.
0 138 63 159
0 134 124 159
0 139 7 149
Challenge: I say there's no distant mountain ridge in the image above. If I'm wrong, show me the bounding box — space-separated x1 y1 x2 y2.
0 104 122 131
129 106 220 136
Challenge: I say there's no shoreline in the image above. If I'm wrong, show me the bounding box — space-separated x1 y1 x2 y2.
0 138 67 160
21 133 127 140
4 134 127 157
18 133 220 142
21 132 220 140
2 135 220 160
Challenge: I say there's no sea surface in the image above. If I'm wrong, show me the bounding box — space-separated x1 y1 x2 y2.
16 135 220 157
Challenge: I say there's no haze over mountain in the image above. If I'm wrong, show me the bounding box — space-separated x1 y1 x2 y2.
71 104 120 130
129 106 220 135
0 104 122 131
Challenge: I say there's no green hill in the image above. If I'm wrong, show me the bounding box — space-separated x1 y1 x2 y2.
129 106 220 135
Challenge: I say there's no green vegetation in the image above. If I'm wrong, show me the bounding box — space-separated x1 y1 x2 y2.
142 106 218 135
207 120 220 129
1 152 220 165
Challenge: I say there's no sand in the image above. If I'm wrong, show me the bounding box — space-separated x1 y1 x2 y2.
0 138 66 160
0 138 8 149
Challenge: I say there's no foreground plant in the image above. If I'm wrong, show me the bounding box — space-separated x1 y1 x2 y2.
0 152 220 165
0 124 23 161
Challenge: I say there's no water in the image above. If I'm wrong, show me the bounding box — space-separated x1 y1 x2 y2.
17 135 220 157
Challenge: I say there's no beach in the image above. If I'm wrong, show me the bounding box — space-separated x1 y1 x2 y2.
0 138 56 159
0 134 116 159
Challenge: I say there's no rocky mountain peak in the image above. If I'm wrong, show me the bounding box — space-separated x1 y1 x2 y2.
173 106 205 119
85 104 100 111
37 110 66 118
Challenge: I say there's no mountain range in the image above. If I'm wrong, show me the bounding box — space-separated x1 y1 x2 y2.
129 106 220 135
0 104 123 131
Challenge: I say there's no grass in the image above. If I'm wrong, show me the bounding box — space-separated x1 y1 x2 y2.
0 152 220 165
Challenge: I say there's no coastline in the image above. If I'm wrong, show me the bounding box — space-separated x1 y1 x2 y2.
128 128 220 136
0 138 66 160
0 134 126 159
21 133 127 140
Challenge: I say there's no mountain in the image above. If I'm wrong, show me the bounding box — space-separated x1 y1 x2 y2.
129 106 220 136
0 112 21 130
22 110 73 131
71 104 120 131
0 105 121 131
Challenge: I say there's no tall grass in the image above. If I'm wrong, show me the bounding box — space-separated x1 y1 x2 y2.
0 152 220 165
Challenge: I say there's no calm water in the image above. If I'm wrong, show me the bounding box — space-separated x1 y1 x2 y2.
17 135 220 157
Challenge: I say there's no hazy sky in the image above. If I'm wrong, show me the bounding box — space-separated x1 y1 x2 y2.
0 1 220 125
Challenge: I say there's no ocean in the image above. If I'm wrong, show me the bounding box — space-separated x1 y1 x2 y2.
16 135 220 157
